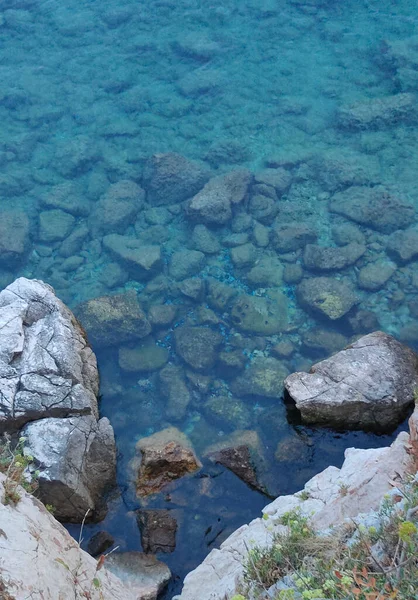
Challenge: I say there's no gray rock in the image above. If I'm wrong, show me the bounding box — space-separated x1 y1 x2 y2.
58 224 89 258
330 186 415 234
142 153 209 206
230 243 257 268
159 364 191 420
283 263 303 284
271 222 317 253
0 210 30 268
302 328 348 358
148 305 178 328
248 194 279 224
254 168 292 196
118 338 169 372
204 395 251 429
0 278 99 431
230 292 288 335
338 93 418 130
41 182 90 216
206 278 237 311
246 255 284 287
87 531 115 557
23 415 116 522
90 180 144 235
186 171 250 227
297 277 359 320
387 226 418 263
192 224 221 254
105 552 171 599
231 357 289 399
284 331 418 430
103 234 163 280
179 277 205 301
357 260 396 291
303 242 366 271
137 509 177 554
38 209 75 243
169 249 205 281
98 262 129 289
175 327 222 371
222 233 249 247
252 222 270 247
75 290 151 347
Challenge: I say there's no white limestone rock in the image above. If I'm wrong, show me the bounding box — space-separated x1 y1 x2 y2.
0 472 165 600
284 331 418 430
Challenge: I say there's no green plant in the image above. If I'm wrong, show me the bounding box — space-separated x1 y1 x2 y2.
0 436 39 505
242 479 418 600
297 490 311 501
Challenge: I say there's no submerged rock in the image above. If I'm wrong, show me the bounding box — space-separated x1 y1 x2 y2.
175 326 222 371
159 364 191 420
271 222 317 253
90 180 144 235
105 552 171 599
169 249 206 281
230 291 288 335
357 260 396 291
297 276 358 320
38 209 75 243
284 331 418 430
337 92 418 130
75 290 151 347
137 509 178 553
204 394 251 429
142 152 209 206
87 531 115 557
0 209 30 268
118 338 169 372
303 242 366 271
134 427 201 497
387 226 418 264
103 234 163 280
330 186 415 233
231 356 289 399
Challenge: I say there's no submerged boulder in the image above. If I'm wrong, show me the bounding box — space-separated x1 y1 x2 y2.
104 552 171 599
230 291 288 335
0 209 30 268
134 427 201 497
231 357 289 399
284 331 418 430
330 186 415 234
297 276 358 320
75 290 151 347
175 326 223 371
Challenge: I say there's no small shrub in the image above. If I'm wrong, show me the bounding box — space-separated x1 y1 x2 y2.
0 435 39 506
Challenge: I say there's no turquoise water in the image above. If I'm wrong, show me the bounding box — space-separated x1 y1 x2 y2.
2 0 418 596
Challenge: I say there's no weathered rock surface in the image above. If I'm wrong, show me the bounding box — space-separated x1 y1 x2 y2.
142 152 209 206
134 427 201 497
207 444 265 493
118 338 169 372
174 417 414 600
90 180 144 235
159 364 191 420
174 326 222 371
271 222 317 253
186 171 250 226
105 552 171 599
303 242 366 271
337 92 418 130
387 226 418 264
103 234 163 280
0 473 141 600
169 249 205 280
357 259 396 291
0 209 30 268
0 278 98 431
297 276 358 320
75 290 151 347
23 415 116 522
137 509 178 553
231 356 289 399
284 331 418 430
330 186 415 233
230 291 288 335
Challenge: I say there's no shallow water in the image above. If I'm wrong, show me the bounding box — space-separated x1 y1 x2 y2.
1 0 418 596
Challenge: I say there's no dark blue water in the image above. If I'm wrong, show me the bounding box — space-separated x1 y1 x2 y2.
2 0 418 596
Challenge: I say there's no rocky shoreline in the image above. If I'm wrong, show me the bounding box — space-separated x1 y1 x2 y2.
1 278 418 599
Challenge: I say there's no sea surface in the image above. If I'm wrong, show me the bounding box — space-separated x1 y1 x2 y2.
1 0 418 596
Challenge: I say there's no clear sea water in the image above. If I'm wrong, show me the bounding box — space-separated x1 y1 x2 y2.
2 0 418 596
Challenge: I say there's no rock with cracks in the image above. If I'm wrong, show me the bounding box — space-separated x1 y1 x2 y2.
0 277 117 521
284 331 418 431
22 415 116 522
